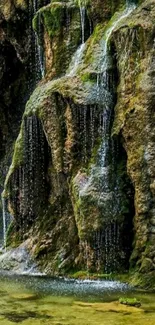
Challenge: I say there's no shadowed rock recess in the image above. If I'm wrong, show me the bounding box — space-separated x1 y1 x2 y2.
1 0 155 287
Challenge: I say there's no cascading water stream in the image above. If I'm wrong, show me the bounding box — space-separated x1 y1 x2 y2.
98 2 135 272
28 0 50 88
2 197 6 250
35 12 45 79
1 1 50 245
3 116 49 239
79 1 136 273
28 0 39 88
21 116 48 228
79 0 86 44
1 197 11 250
96 3 136 192
97 1 136 96
66 0 87 76
32 0 45 82
66 43 85 77
98 2 136 272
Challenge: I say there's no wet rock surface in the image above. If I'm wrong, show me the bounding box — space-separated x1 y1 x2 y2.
0 241 38 274
0 0 155 288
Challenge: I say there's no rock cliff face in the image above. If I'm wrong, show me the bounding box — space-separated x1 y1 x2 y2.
1 0 155 287
113 0 155 284
0 0 30 239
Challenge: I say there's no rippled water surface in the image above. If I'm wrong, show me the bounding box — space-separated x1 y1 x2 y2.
0 274 154 324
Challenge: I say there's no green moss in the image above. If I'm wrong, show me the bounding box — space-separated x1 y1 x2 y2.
41 4 63 38
83 24 105 66
3 124 24 197
12 128 24 167
83 5 132 68
119 297 141 307
3 0 154 279
80 72 96 83
71 173 102 240
67 271 132 282
69 271 113 279
33 1 82 77
129 270 155 290
88 137 101 168
32 14 39 33
6 222 22 248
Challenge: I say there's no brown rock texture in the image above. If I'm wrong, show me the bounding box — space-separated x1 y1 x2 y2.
2 0 155 288
113 0 155 281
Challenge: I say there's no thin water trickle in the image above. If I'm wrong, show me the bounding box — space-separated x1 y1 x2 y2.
2 197 6 250
33 1 45 82
80 6 86 44
90 106 95 151
4 116 49 238
78 0 86 44
97 2 136 87
35 11 45 79
83 106 87 162
1 197 11 250
66 0 87 76
66 43 85 76
21 116 47 226
97 3 136 273
28 0 50 89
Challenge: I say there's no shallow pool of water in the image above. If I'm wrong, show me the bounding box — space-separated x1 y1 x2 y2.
0 274 154 325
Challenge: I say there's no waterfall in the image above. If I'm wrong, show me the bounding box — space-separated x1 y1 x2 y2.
28 0 39 88
32 0 45 83
97 2 136 80
97 2 136 272
1 197 11 250
66 43 85 77
90 106 95 151
104 222 120 273
2 197 6 250
21 116 48 225
79 2 136 273
98 3 135 272
66 0 87 76
1 1 52 245
79 3 86 44
4 116 49 237
35 12 45 79
28 0 50 88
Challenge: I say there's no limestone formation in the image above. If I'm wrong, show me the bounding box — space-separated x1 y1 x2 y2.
1 0 155 288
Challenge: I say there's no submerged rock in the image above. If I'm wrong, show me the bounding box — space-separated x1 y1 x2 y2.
74 301 143 313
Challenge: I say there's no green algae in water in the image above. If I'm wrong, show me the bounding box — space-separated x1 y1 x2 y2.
119 297 141 307
0 275 154 325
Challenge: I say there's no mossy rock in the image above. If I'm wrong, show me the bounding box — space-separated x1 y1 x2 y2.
119 297 141 307
69 271 113 280
139 258 154 274
33 1 82 78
